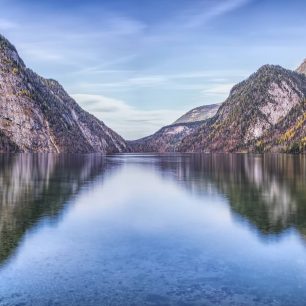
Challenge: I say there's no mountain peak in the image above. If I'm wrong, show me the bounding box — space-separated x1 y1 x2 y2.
251 65 293 80
0 33 127 153
0 33 25 68
0 34 15 49
296 58 306 75
179 64 306 153
174 103 221 124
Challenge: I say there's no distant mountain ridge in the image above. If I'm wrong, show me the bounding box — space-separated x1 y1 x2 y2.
129 121 203 152
174 103 221 124
129 104 221 152
0 34 128 153
132 61 306 153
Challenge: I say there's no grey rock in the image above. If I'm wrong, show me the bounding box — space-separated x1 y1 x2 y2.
296 58 306 75
174 103 221 124
179 64 306 153
129 104 220 152
129 121 203 153
0 34 128 153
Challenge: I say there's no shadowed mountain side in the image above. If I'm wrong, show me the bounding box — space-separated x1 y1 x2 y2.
0 154 119 266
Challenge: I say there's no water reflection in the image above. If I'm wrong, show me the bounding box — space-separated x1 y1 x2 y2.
0 154 111 266
1 153 306 267
0 154 306 305
150 154 306 239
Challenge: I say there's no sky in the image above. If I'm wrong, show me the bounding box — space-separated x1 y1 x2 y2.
0 0 306 139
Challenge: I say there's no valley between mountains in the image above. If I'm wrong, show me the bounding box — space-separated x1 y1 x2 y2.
1 34 306 153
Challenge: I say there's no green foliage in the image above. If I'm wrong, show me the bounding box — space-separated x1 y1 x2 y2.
287 142 301 154
286 141 306 154
17 89 32 98
255 140 265 153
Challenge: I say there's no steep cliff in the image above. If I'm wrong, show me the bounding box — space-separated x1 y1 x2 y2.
0 34 128 153
179 65 306 153
297 59 306 75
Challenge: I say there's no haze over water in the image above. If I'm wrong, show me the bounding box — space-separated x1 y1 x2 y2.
0 153 306 306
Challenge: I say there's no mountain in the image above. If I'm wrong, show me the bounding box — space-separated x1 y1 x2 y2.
174 103 221 124
129 104 221 152
0 34 128 153
179 64 306 153
129 121 203 152
297 59 306 75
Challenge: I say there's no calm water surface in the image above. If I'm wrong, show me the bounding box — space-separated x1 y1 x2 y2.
0 153 306 306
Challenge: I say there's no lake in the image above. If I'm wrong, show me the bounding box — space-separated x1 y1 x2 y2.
0 153 306 306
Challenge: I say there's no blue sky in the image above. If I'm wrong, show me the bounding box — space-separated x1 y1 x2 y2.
1 0 306 139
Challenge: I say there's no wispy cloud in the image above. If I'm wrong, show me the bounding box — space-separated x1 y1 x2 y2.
1 10 145 69
201 83 235 96
75 70 246 92
0 18 18 30
20 46 63 61
72 94 187 139
183 0 252 28
78 76 167 90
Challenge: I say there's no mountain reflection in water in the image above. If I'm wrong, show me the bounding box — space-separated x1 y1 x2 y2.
0 153 306 306
0 154 112 266
154 154 306 237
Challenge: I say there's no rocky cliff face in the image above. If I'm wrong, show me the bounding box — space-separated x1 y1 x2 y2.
0 34 128 153
129 121 203 152
129 103 220 152
297 59 306 75
179 65 306 153
174 103 221 124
